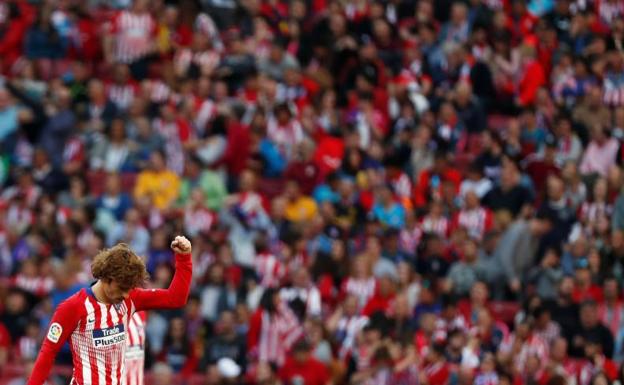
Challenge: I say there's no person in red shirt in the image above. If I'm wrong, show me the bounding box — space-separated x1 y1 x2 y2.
571 259 604 304
278 340 330 385
0 1 32 74
362 275 396 317
516 44 546 107
525 136 561 199
414 151 462 208
419 343 450 385
578 338 618 385
506 0 538 46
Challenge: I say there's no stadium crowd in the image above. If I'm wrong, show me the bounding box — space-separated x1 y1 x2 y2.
4 0 624 384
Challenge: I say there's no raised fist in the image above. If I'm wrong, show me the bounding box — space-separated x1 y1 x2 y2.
171 236 192 254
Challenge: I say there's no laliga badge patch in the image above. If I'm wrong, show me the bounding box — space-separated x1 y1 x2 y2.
47 322 63 343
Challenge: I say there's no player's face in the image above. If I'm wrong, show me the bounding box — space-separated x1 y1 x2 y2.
103 280 131 304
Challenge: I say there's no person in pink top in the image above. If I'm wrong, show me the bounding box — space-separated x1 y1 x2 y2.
579 124 619 177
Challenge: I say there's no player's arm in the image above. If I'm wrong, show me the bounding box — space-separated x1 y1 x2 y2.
130 236 193 311
27 298 81 385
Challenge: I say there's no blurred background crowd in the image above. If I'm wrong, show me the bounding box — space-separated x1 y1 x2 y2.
3 0 624 384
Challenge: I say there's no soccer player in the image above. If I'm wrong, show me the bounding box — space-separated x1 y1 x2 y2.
125 311 146 385
27 235 193 385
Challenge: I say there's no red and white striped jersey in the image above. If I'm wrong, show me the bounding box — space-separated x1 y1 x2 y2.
420 215 449 238
184 206 216 238
106 82 139 111
335 315 369 359
267 117 304 160
125 311 146 385
248 304 302 366
28 253 192 385
454 207 492 240
341 277 377 309
12 274 54 297
254 252 285 288
109 10 156 64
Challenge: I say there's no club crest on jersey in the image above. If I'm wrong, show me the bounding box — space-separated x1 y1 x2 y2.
92 324 125 347
47 322 62 343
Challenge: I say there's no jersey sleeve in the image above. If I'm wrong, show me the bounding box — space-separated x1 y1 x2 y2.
130 253 193 311
28 297 82 385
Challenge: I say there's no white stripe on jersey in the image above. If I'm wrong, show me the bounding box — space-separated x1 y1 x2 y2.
98 303 108 385
110 307 119 385
82 298 95 385
126 312 145 385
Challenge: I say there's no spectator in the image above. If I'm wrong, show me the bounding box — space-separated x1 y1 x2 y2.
599 277 624 349
554 114 583 166
483 158 532 219
134 150 181 210
445 238 487 297
0 88 19 153
579 124 619 178
105 0 156 80
178 156 227 211
201 310 247 372
282 179 318 224
569 300 615 360
278 340 330 385
107 207 150 256
24 7 67 63
38 86 76 168
94 172 132 222
247 288 302 366
527 246 564 301
280 268 321 319
371 184 405 230
158 317 198 375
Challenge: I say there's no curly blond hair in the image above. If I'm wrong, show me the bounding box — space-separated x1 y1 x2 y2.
91 244 149 290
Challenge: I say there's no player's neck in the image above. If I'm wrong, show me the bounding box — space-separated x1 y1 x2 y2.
91 280 111 304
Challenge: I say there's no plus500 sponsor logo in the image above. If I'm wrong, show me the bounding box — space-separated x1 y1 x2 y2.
92 325 126 347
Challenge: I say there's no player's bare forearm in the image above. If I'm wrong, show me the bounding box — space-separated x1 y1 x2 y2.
131 236 193 311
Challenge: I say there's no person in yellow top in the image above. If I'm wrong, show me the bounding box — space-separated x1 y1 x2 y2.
134 151 181 210
283 179 318 223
